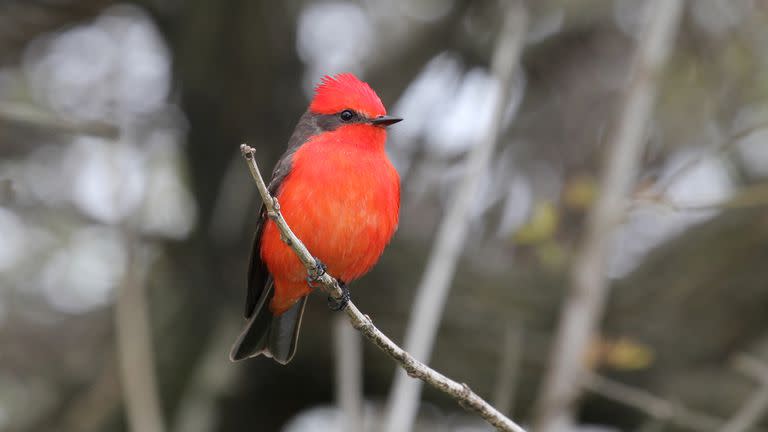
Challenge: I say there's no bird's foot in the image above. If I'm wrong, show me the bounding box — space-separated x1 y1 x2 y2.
306 257 327 288
328 281 350 311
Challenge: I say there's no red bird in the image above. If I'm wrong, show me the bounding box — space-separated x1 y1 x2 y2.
230 73 401 364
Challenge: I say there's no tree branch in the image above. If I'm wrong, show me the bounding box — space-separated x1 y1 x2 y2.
384 2 528 430
641 119 768 203
0 101 119 138
493 322 524 417
238 144 526 432
584 373 723 431
532 1 685 430
633 182 768 213
171 316 240 432
334 315 363 432
115 238 166 432
720 355 768 432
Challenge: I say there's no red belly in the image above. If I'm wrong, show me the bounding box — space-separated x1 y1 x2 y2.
260 137 399 314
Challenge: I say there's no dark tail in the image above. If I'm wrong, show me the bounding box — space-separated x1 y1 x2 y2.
229 283 308 364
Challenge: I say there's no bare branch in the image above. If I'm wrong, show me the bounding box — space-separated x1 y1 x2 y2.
238 144 527 432
59 352 120 432
720 355 768 432
733 354 768 384
532 1 685 430
719 386 768 432
646 120 768 201
383 2 528 431
115 239 166 432
334 315 363 432
493 323 524 417
584 373 722 431
633 182 768 213
0 101 119 138
172 317 240 432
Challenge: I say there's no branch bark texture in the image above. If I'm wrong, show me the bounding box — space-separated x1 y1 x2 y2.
239 144 526 432
532 1 685 430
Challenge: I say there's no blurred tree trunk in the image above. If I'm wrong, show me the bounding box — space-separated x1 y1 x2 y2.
153 1 307 430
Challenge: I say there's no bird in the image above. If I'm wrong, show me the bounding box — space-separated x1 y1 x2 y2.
230 73 402 364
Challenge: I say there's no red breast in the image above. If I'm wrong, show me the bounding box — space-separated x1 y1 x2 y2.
260 74 400 315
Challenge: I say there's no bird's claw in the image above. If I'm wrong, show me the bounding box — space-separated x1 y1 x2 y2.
306 257 327 288
328 281 350 311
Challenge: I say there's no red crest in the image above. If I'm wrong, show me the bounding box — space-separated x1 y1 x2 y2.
309 73 386 118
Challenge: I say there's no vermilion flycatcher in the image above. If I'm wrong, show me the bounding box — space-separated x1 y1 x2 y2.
230 73 402 364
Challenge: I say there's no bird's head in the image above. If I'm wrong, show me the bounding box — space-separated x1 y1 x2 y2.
309 73 402 129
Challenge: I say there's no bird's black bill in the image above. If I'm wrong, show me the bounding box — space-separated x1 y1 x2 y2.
371 115 403 127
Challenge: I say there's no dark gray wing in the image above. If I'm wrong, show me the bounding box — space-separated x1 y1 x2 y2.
244 110 320 317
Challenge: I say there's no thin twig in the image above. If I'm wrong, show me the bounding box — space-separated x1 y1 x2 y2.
59 352 120 432
532 1 685 430
584 373 723 431
383 3 528 431
733 354 768 385
719 386 768 432
0 101 119 138
648 120 768 200
720 355 768 432
239 144 526 432
171 317 240 432
115 238 166 432
334 315 363 432
492 323 524 417
634 182 768 213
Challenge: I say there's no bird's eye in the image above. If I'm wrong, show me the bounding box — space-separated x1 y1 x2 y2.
340 110 355 122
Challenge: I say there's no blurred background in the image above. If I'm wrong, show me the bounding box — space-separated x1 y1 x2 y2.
1 0 768 431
